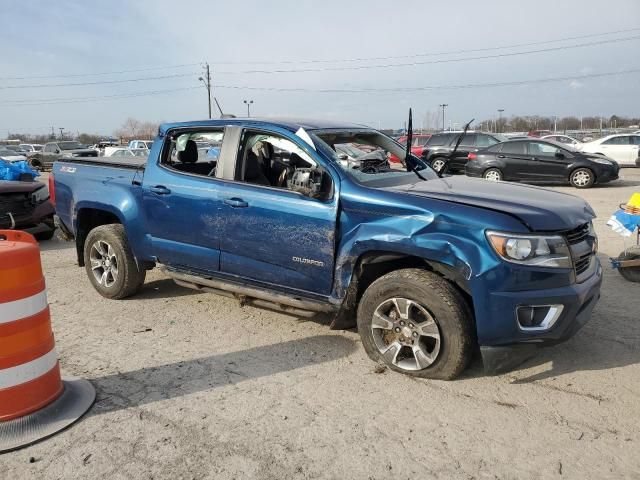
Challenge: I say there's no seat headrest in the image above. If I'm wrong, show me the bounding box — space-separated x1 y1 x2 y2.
178 139 198 163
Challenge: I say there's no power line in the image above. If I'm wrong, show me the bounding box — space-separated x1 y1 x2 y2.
214 35 640 74
0 86 201 107
0 63 202 81
210 68 640 93
0 72 199 90
2 68 637 108
209 27 640 65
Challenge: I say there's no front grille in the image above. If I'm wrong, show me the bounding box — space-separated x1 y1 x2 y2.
563 222 595 280
574 253 592 275
565 223 590 245
0 193 32 216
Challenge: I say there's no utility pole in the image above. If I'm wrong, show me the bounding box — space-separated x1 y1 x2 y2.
58 127 65 140
439 104 448 131
553 115 558 133
198 63 212 119
243 99 254 117
51 126 55 139
497 109 504 133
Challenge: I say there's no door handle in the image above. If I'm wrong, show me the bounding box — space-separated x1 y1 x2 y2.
224 197 249 208
149 185 171 195
497 155 505 158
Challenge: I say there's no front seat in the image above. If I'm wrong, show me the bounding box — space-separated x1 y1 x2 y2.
177 140 198 163
244 151 271 186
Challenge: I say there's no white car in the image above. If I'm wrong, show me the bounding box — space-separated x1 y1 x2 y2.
541 134 582 147
580 134 640 166
19 144 43 153
128 140 153 150
0 147 27 162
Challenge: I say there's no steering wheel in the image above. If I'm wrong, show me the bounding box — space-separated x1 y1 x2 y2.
278 167 290 187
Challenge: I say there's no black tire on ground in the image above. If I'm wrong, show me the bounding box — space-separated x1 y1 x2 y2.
34 229 55 241
29 159 42 170
356 268 474 380
618 247 640 282
569 168 595 188
83 224 146 299
483 168 503 181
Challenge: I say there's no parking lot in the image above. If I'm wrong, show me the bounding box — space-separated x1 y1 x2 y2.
2 171 639 480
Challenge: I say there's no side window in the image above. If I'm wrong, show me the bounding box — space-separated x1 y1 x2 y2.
501 142 526 155
44 144 56 153
476 134 499 147
632 136 640 145
426 134 453 146
459 134 477 147
236 131 330 198
528 142 562 156
603 136 628 145
161 130 224 177
485 143 503 153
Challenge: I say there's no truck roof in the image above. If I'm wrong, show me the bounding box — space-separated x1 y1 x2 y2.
159 117 370 134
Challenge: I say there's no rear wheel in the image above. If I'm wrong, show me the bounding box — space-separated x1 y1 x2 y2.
83 224 146 299
357 269 473 380
570 168 594 188
483 168 503 182
618 247 640 282
430 157 447 174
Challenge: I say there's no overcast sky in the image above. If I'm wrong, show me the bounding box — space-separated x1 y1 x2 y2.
1 0 639 136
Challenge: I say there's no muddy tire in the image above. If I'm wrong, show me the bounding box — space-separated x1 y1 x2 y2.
83 224 146 299
357 268 474 380
618 247 640 282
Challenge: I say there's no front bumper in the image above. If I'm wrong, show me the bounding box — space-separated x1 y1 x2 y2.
477 259 603 373
0 201 55 233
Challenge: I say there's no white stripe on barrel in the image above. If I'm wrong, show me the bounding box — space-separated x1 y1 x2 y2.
0 348 58 389
0 290 48 324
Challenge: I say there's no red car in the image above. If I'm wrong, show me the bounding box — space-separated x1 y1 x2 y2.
389 134 432 164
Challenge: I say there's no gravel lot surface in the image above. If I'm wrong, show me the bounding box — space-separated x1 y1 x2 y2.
2 171 640 479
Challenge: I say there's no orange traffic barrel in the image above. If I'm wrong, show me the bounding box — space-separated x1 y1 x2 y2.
0 230 95 453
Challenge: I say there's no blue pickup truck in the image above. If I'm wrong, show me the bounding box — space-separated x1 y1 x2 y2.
52 118 602 379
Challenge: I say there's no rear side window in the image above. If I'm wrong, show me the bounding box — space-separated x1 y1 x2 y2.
501 142 526 155
632 136 640 145
459 134 476 147
426 133 454 146
603 136 630 145
485 144 503 153
476 134 500 147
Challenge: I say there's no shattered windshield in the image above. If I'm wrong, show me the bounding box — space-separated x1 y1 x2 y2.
311 129 437 186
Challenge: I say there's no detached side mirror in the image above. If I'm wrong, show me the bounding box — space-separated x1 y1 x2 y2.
338 154 348 161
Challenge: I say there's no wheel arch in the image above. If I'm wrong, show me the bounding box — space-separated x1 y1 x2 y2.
74 206 123 266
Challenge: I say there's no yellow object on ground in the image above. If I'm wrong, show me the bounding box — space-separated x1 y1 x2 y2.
629 193 640 208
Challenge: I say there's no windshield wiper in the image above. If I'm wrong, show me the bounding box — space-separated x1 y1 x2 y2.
404 108 427 181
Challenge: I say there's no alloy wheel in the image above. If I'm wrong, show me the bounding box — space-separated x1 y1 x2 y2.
431 159 446 173
371 297 441 371
89 240 118 287
572 170 591 187
484 170 502 182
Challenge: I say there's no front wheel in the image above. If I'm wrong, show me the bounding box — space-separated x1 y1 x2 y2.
570 168 595 188
483 168 503 182
83 224 146 299
357 269 474 380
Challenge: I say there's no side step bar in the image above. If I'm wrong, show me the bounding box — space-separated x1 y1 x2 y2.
162 268 337 318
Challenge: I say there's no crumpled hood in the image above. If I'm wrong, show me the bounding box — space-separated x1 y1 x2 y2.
386 176 595 231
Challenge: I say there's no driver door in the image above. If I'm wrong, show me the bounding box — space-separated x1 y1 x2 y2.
217 128 339 295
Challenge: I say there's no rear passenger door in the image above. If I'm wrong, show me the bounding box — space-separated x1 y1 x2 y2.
216 127 339 296
497 141 534 180
450 133 477 171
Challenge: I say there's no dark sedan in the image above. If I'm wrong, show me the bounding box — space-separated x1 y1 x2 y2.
465 139 619 188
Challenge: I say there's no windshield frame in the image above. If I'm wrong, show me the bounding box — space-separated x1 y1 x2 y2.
310 128 437 187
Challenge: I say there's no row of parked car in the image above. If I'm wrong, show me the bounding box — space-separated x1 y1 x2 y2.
0 139 154 170
391 130 639 189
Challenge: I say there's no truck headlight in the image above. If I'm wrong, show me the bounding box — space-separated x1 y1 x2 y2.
486 231 571 268
32 186 50 204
